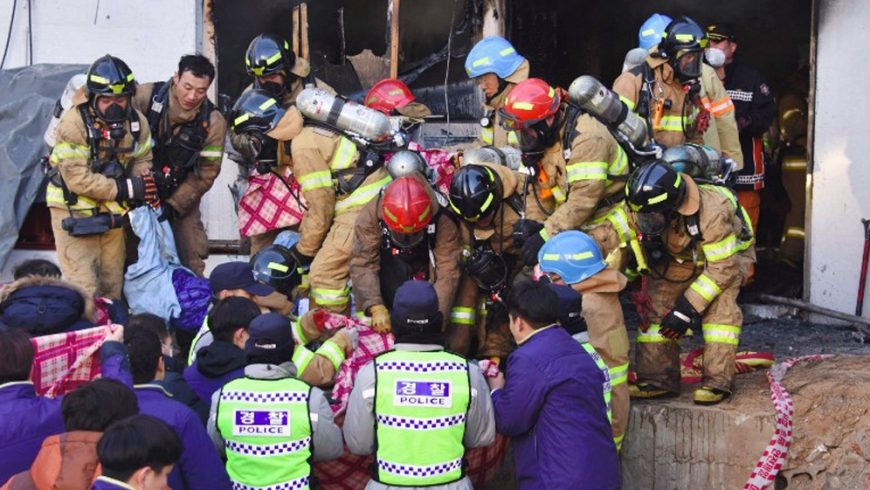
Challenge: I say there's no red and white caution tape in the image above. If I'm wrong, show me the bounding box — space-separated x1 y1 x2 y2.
743 354 832 490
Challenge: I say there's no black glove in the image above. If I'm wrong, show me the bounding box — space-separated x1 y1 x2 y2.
116 175 158 207
289 245 314 275
521 230 547 267
512 219 544 247
660 296 701 340
158 202 178 222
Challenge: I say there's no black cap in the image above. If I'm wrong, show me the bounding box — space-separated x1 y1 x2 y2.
706 23 736 42
245 313 295 364
210 262 275 296
391 280 443 341
548 283 586 335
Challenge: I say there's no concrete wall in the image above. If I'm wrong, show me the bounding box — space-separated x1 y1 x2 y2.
808 0 870 316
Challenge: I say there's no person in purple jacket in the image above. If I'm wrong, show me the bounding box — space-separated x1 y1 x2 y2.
0 325 130 483
92 415 182 490
183 297 260 405
125 328 231 490
486 281 621 489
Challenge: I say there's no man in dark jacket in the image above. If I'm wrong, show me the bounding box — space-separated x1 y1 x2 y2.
128 313 207 423
487 281 619 489
183 297 260 406
0 274 96 335
707 23 776 242
0 326 129 482
125 328 231 489
93 415 182 490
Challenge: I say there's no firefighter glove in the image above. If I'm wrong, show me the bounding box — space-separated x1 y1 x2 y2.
158 202 177 222
521 229 547 267
116 175 159 207
660 295 701 339
369 304 391 333
512 219 544 246
289 245 314 275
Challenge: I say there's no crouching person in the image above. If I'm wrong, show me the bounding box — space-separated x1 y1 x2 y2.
208 313 343 490
487 281 620 490
344 280 495 489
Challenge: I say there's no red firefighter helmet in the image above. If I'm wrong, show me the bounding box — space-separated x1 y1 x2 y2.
499 78 561 130
365 78 416 115
381 177 434 249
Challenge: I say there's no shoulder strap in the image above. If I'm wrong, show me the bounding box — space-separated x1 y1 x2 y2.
637 62 654 121
146 80 170 137
561 103 583 160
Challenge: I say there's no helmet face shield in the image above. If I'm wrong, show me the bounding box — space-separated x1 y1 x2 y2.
675 49 703 81
636 211 669 236
388 229 426 250
517 118 557 153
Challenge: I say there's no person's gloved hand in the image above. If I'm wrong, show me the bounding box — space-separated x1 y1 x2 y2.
660 296 701 339
512 219 544 247
289 245 314 275
115 175 159 207
339 328 359 352
521 229 547 267
369 304 391 333
157 202 177 222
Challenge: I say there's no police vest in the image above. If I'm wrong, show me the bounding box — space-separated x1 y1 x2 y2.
373 349 471 486
216 377 313 490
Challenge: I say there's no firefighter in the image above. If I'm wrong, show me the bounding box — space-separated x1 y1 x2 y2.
132 55 226 276
230 33 336 252
634 14 743 169
46 54 156 298
350 153 461 334
707 23 776 241
496 78 631 268
625 162 755 405
464 35 529 148
613 16 709 149
537 231 630 451
444 163 527 359
289 110 393 316
365 78 432 145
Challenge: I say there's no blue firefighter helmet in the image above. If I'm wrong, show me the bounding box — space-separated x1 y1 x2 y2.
465 36 525 79
538 231 606 285
638 13 673 51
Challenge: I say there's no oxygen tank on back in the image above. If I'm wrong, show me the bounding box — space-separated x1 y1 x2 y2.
296 88 393 143
462 146 523 171
568 75 648 148
44 73 87 147
662 143 737 186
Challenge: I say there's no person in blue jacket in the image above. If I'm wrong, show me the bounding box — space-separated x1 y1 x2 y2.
0 325 129 483
93 415 182 490
125 328 231 489
183 296 260 405
486 281 620 489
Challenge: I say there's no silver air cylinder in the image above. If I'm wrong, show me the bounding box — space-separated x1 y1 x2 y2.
296 88 392 143
568 75 648 148
463 146 523 171
44 73 87 147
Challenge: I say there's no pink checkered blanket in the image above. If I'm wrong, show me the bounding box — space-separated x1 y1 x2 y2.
239 168 306 237
30 326 109 398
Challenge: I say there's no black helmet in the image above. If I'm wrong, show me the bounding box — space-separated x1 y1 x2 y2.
250 245 302 297
448 164 503 223
626 161 687 214
659 16 707 82
230 89 286 135
246 33 295 97
86 55 135 123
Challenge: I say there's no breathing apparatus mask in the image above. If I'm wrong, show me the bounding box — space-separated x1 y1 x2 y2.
464 248 510 293
673 49 704 83
93 95 132 140
245 131 279 174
